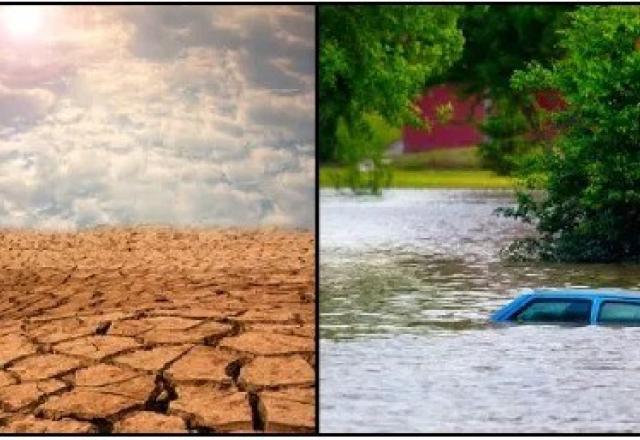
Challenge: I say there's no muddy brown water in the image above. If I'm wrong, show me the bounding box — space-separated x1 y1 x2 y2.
320 189 640 433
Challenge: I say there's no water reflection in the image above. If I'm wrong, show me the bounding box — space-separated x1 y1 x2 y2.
322 327 640 433
320 189 640 432
321 254 640 340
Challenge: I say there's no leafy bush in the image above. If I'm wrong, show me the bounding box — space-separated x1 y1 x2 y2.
334 114 400 166
500 6 640 262
439 6 572 176
319 5 464 166
478 98 533 174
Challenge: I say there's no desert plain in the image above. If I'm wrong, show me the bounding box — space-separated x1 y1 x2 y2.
0 227 315 433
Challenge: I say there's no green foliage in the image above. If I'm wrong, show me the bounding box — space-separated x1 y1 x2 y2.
477 96 547 175
320 166 514 189
322 162 393 194
444 5 572 175
319 5 464 164
334 114 401 165
447 5 571 96
501 6 640 262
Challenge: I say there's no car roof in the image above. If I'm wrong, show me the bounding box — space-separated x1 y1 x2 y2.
522 287 640 301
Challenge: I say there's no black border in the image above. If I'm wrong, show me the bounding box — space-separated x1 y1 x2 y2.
3 1 640 436
314 2 321 436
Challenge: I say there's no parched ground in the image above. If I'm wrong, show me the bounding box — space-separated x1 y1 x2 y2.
0 227 315 433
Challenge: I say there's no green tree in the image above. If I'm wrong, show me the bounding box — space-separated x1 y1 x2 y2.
501 6 640 262
442 5 572 175
319 5 464 164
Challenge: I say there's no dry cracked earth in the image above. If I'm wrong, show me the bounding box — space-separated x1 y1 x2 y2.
0 227 315 433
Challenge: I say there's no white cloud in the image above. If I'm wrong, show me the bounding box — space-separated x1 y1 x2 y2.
0 5 314 230
0 84 56 128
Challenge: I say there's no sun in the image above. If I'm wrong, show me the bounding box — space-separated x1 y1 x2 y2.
1 6 44 39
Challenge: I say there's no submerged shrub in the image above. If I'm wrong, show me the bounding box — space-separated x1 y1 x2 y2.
501 6 640 262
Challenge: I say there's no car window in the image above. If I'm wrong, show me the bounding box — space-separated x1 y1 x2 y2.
598 301 640 325
512 299 592 324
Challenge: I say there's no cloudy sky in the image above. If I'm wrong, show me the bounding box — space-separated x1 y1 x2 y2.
0 5 315 229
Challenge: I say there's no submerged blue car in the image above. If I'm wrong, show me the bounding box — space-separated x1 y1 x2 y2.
491 288 640 326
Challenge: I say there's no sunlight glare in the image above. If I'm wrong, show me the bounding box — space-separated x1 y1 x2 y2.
1 6 44 39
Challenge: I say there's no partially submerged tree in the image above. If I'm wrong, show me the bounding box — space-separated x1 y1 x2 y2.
501 6 640 262
319 5 464 167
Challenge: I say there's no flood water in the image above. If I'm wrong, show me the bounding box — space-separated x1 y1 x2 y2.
320 189 640 433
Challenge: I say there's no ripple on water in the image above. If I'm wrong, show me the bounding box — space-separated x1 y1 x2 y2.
321 326 640 433
320 189 640 432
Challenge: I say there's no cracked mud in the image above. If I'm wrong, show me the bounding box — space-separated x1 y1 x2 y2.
0 228 315 433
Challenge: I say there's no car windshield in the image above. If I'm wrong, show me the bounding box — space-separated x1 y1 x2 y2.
512 298 592 324
598 301 640 326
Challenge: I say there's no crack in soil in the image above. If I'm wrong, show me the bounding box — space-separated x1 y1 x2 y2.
90 417 113 434
95 321 111 335
224 358 245 384
248 391 265 431
0 228 315 433
145 373 177 414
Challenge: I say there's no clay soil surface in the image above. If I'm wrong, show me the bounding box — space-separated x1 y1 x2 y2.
0 227 315 433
